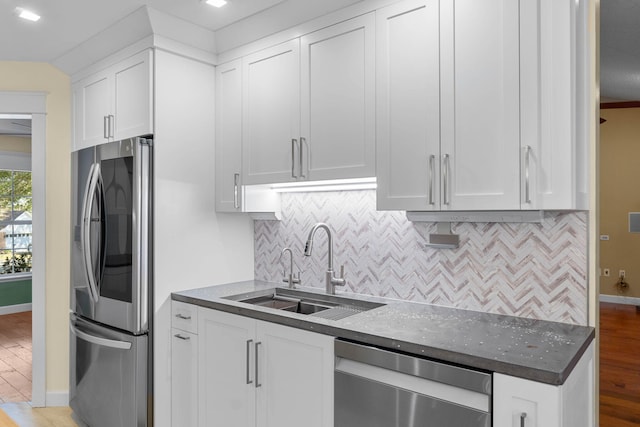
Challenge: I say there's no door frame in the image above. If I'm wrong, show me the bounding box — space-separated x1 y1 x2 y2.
0 91 46 407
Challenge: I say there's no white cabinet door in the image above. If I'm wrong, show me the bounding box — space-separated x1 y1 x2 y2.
72 49 153 151
256 321 334 427
440 0 520 210
171 328 198 427
376 0 441 211
195 308 333 427
300 13 375 182
242 40 300 185
112 49 153 141
73 70 111 151
198 308 256 427
520 0 587 210
216 60 244 212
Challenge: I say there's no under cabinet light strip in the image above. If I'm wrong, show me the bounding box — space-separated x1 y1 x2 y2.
270 178 377 193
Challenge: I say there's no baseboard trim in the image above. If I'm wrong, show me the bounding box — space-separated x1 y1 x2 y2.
599 294 640 306
45 391 69 407
0 303 32 315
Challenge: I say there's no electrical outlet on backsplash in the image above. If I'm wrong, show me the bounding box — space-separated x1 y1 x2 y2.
254 190 588 325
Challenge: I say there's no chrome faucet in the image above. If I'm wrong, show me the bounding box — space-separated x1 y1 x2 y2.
280 247 301 289
303 223 345 295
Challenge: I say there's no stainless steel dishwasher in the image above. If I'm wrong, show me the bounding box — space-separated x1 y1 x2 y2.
335 340 492 427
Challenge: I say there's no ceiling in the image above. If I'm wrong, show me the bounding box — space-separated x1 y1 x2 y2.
0 0 361 64
601 0 640 101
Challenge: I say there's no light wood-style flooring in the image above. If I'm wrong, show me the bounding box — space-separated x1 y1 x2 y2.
0 403 78 427
0 311 32 403
600 302 640 427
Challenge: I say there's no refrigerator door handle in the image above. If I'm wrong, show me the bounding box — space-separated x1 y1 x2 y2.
137 138 152 332
80 163 100 303
70 322 132 350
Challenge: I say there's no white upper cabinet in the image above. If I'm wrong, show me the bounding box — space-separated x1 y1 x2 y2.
241 14 375 186
377 0 587 212
242 40 301 185
216 59 244 212
520 0 588 210
377 0 520 211
73 49 153 151
300 13 376 181
439 0 520 210
376 0 441 211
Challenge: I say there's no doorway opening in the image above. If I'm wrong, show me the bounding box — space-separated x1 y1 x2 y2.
0 116 34 403
598 105 640 426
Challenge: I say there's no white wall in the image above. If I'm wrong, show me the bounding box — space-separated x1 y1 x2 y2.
153 50 255 427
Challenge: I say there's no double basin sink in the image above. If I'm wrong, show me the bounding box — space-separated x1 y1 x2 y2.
223 287 385 321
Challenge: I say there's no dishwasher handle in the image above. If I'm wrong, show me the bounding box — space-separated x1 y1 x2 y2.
335 339 491 395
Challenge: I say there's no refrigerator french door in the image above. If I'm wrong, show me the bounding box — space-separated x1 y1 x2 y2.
70 137 153 427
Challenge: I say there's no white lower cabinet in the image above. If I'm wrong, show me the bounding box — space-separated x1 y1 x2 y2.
493 342 595 427
197 307 334 427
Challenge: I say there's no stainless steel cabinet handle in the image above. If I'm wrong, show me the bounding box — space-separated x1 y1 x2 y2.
103 116 109 139
524 145 532 204
233 173 240 209
174 334 190 341
291 139 298 178
428 154 435 205
520 412 527 427
246 339 253 385
443 154 450 206
300 137 307 179
255 341 262 388
174 313 191 320
108 114 115 138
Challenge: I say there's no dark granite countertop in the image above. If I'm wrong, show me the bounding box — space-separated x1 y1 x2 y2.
172 280 595 386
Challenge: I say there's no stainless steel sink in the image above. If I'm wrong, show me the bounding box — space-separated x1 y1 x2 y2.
223 288 385 320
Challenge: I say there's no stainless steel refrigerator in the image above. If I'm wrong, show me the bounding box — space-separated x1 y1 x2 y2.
70 137 153 427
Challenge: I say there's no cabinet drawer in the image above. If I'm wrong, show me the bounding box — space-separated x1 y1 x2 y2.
172 301 198 333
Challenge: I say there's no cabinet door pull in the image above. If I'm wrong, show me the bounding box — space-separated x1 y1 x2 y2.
291 139 298 178
103 116 109 139
520 412 527 427
443 154 450 206
174 313 191 320
233 173 240 209
174 334 190 341
109 115 115 138
524 145 532 204
428 154 435 205
246 339 253 385
300 137 307 179
255 341 262 388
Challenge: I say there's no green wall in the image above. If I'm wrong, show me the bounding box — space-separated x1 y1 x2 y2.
0 278 32 307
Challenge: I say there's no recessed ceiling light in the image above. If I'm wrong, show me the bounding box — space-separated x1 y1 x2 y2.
16 7 41 22
205 0 227 8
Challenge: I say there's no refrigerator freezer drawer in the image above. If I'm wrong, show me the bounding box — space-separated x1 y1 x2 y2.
69 314 149 427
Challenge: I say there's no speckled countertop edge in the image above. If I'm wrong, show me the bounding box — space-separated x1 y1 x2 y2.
171 280 595 386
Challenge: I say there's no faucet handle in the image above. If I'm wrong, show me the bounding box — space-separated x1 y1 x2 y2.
331 265 346 288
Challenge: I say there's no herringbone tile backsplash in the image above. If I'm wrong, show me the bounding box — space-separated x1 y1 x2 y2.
254 190 588 325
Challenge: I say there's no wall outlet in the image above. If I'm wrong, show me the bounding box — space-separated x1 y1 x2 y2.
603 268 610 277
620 270 626 278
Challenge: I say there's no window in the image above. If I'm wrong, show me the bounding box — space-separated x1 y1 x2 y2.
0 169 32 274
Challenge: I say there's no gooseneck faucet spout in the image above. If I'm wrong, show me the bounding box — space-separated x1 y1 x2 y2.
304 223 345 295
